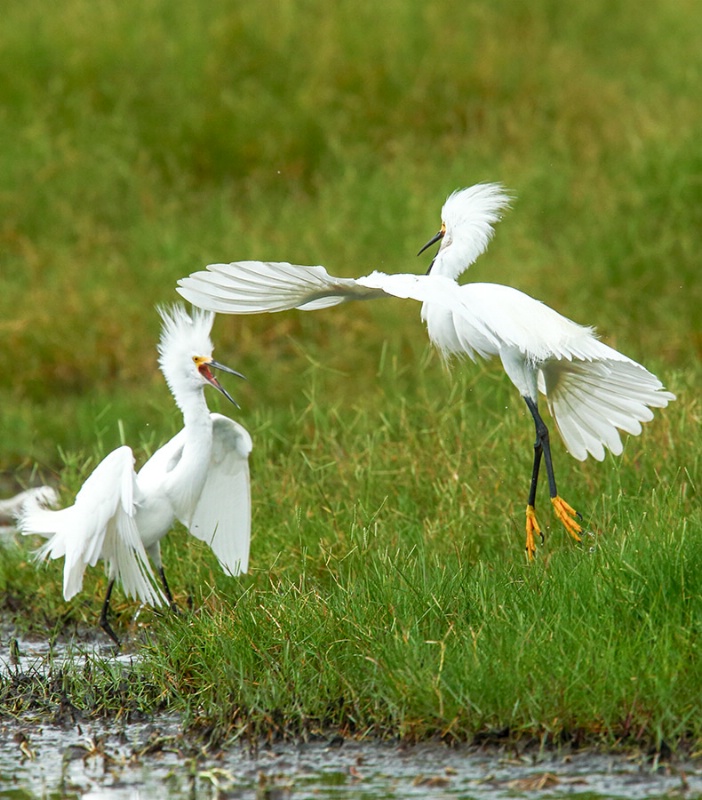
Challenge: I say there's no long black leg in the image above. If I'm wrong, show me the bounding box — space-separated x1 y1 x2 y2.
524 396 558 500
158 566 180 614
524 395 583 546
523 396 546 557
99 579 121 647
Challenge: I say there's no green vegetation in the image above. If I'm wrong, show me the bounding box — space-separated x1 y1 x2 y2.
1 0 700 750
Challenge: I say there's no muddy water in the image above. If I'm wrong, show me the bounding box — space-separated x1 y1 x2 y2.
1 633 699 799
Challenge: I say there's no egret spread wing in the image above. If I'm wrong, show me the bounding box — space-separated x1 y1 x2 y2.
137 429 186 488
185 414 253 576
19 446 164 606
445 283 595 361
446 284 675 461
177 261 387 314
539 349 675 462
178 261 469 317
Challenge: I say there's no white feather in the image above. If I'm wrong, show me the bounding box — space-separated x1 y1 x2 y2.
22 447 161 604
186 414 252 576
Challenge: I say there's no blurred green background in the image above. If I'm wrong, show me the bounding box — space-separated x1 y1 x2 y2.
1 0 700 479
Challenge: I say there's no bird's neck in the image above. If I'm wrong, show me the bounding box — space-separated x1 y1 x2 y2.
178 389 214 454
430 244 469 281
168 389 214 521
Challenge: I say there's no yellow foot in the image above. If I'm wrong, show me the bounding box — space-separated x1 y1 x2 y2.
551 496 583 543
525 504 544 561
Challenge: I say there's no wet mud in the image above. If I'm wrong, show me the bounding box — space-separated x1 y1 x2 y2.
1 630 700 799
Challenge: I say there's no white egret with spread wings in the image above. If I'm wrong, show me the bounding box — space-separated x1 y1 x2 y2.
177 183 674 558
20 305 252 643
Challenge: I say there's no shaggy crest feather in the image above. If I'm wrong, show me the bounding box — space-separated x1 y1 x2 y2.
157 305 215 383
431 183 511 281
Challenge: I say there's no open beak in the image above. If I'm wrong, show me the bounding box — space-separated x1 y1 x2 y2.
200 360 246 408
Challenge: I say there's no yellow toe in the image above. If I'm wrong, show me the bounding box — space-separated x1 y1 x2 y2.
551 496 583 543
525 504 543 560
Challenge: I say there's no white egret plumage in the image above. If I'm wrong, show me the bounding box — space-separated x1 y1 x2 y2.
176 183 674 558
19 305 252 643
0 486 58 524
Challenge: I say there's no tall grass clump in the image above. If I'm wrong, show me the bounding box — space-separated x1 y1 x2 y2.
146 426 701 747
131 358 698 747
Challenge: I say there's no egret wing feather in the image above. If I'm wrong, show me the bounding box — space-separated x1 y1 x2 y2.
541 358 675 461
178 262 473 317
451 283 596 361
441 284 674 460
137 429 187 488
19 447 164 605
178 261 386 314
185 414 253 576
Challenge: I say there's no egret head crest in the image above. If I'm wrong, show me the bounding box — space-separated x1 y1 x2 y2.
419 183 511 280
157 304 215 367
156 304 244 408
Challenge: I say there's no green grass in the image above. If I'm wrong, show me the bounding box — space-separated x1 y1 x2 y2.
3 357 699 747
147 360 700 748
1 0 701 751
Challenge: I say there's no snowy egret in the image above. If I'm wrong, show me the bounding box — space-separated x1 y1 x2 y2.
19 305 252 644
176 183 674 559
